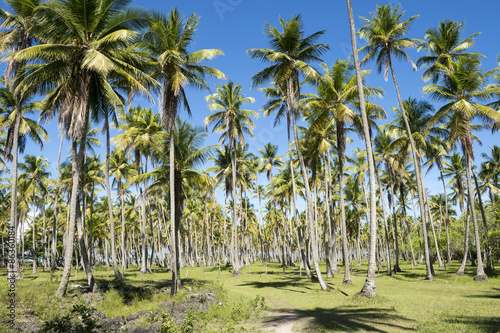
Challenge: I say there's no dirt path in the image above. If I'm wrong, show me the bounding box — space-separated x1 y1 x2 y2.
261 308 302 332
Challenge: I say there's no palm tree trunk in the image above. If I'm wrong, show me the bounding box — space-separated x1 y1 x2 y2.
105 115 123 280
437 159 452 264
465 154 488 281
347 0 380 297
376 169 392 275
324 152 334 278
51 134 64 273
120 181 127 271
337 121 352 284
32 196 37 275
169 122 178 295
388 57 433 280
391 184 402 272
472 170 493 271
230 135 240 276
56 130 91 296
285 73 326 289
287 118 313 279
456 207 470 275
76 194 98 292
8 105 22 281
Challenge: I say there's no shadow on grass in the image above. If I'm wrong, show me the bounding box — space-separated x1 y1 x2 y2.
264 307 416 332
445 315 500 332
237 278 313 292
464 287 500 300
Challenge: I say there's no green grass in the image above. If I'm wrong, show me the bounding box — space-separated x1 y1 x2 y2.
1 260 499 332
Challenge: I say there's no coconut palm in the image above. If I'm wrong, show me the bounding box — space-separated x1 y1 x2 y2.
18 155 50 274
205 81 256 276
248 14 329 290
115 106 162 274
110 148 137 272
7 0 153 295
306 59 383 283
417 20 483 83
424 57 500 281
139 120 213 290
358 4 434 281
0 0 42 280
140 8 225 294
346 0 383 297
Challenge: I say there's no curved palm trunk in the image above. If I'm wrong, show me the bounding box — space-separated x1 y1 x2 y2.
337 121 352 284
456 206 470 275
105 116 123 279
289 145 313 279
347 0 380 297
388 57 433 280
51 134 64 273
290 98 327 290
56 126 96 295
465 154 487 281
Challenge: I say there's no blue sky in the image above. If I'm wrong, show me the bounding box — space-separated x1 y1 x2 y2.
3 0 500 214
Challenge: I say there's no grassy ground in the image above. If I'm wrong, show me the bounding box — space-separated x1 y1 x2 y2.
1 259 499 332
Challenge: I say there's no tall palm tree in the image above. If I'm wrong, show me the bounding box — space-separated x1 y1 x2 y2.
110 148 137 272
358 4 434 281
140 120 213 288
417 20 483 83
140 8 225 294
115 106 162 274
424 57 500 281
18 155 50 274
0 0 41 281
205 81 256 276
248 15 329 290
8 0 153 296
306 59 383 283
346 0 382 297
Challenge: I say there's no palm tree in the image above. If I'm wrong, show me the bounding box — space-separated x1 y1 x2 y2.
140 8 225 294
358 4 434 281
258 143 283 265
110 148 137 272
0 0 41 281
424 57 500 281
0 75 47 279
248 15 329 290
417 20 483 83
388 98 443 270
18 155 50 274
346 0 382 297
306 59 383 283
140 120 213 289
8 0 153 296
115 106 162 274
205 81 256 276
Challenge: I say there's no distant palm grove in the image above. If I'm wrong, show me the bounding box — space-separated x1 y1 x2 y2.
2 0 500 299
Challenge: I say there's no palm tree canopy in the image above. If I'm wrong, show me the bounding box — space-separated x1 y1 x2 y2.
247 14 329 97
417 20 484 82
5 0 155 139
205 81 257 146
358 4 422 80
